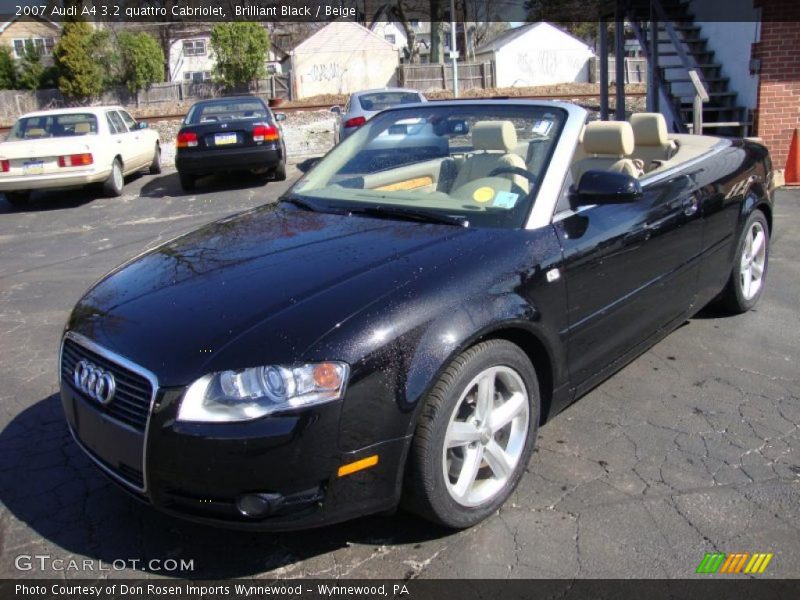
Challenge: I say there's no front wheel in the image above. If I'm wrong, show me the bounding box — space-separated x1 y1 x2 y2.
402 339 539 528
103 159 124 197
717 209 770 314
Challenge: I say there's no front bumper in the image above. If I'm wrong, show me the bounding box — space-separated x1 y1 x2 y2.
0 168 110 192
60 366 408 531
175 144 283 175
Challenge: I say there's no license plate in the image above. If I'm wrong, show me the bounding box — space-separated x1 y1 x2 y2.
215 133 237 145
23 161 44 175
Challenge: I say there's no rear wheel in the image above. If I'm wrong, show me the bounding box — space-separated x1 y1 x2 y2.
273 159 287 182
4 191 30 207
179 172 196 192
149 144 162 175
103 159 124 197
717 209 770 314
402 340 539 528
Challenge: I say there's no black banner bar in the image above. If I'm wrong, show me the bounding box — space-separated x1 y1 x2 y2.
1 0 798 23
3 579 800 600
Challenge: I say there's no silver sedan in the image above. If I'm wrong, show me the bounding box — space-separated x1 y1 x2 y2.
331 88 427 144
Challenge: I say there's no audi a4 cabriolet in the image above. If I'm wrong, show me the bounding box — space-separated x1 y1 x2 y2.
60 101 774 530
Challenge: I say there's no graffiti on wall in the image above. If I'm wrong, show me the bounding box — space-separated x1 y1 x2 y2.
515 50 588 80
306 63 344 82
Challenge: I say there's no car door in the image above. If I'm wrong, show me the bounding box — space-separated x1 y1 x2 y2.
105 110 138 172
553 169 704 394
117 109 150 168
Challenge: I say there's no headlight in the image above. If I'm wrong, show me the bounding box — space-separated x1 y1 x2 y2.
177 362 349 423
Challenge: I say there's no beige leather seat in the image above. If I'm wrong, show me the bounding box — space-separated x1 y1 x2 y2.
629 113 677 171
74 122 92 135
571 121 643 182
451 121 529 194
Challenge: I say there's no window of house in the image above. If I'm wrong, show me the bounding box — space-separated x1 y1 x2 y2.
385 34 396 44
183 71 211 83
183 39 206 57
12 37 54 58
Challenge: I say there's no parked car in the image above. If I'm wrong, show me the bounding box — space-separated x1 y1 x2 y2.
60 101 774 530
0 106 161 206
331 88 426 144
175 96 287 192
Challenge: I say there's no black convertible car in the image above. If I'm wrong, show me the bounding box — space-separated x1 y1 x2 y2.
60 101 774 530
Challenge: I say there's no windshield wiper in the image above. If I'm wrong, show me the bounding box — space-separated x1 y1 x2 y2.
280 195 320 212
350 205 470 228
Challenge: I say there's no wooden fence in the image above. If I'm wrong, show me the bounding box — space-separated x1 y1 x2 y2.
397 62 494 93
0 75 292 122
589 57 649 84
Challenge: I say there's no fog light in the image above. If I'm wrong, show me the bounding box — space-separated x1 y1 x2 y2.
236 492 283 518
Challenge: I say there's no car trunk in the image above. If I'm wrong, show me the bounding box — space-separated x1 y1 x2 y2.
0 137 95 177
178 120 278 152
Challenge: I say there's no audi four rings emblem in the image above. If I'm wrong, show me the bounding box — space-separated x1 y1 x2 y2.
73 360 116 405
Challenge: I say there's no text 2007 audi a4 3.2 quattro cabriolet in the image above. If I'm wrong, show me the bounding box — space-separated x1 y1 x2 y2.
60 101 774 530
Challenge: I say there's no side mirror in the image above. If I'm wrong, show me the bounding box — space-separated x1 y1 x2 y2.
274 112 286 122
572 170 642 208
137 121 148 129
330 105 341 115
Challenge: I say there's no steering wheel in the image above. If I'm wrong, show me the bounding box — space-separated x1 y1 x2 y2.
487 166 538 187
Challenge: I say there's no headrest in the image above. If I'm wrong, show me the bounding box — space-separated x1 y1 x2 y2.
473 120 517 152
25 128 47 138
583 121 635 157
630 113 669 147
74 122 91 134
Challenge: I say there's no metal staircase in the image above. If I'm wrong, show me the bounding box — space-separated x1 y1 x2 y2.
626 0 750 137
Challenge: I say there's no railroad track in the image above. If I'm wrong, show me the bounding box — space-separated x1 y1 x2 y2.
0 92 647 134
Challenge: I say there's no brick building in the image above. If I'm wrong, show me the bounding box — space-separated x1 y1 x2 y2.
752 2 800 169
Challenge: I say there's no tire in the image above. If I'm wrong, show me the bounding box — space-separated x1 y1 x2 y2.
4 191 30 207
273 159 287 182
402 339 540 529
717 209 770 314
103 159 124 197
179 172 196 192
149 144 162 175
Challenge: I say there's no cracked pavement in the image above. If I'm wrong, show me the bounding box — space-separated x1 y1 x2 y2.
0 172 797 580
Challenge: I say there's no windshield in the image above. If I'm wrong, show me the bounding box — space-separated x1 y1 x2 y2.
292 104 567 228
187 99 269 124
8 113 98 140
358 91 422 111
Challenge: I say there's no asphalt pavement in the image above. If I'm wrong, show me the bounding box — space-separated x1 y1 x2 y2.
0 169 797 579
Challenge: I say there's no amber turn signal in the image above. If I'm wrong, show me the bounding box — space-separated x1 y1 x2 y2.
337 454 379 477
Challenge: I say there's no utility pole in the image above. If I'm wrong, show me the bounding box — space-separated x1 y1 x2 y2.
450 0 458 97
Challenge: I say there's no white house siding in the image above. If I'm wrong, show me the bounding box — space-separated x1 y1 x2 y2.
291 22 399 98
168 37 214 82
478 23 594 88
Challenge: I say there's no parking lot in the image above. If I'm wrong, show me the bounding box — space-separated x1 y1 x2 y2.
0 168 798 579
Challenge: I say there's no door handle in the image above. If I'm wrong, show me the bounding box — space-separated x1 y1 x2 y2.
682 195 699 217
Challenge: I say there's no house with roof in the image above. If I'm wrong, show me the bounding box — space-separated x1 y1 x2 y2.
474 22 594 88
289 21 399 98
0 15 60 65
166 25 289 83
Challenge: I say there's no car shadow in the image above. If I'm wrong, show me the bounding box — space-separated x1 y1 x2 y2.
296 156 323 174
140 171 271 198
0 172 151 213
1 189 98 213
0 394 451 579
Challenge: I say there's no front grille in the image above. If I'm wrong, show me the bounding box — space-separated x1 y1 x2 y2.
61 338 152 432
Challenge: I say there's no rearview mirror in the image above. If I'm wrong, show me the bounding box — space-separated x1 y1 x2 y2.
572 170 642 208
274 112 286 122
330 105 341 115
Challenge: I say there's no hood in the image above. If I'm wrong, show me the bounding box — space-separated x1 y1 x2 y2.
68 204 475 386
